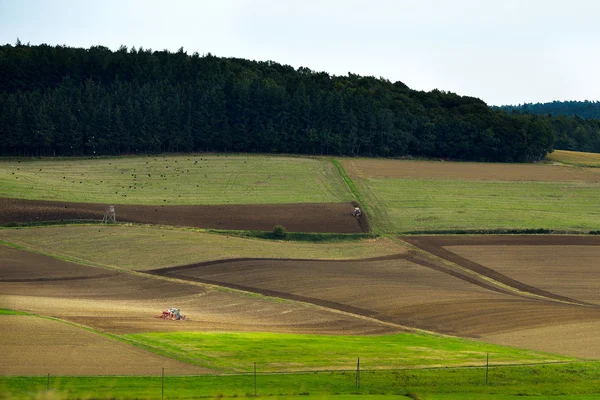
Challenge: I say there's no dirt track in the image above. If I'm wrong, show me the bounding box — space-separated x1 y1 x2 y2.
0 197 369 233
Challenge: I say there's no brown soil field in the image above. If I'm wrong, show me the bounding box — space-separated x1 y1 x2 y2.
0 249 395 336
0 245 117 281
148 254 600 348
0 197 368 233
446 245 600 306
0 315 209 376
6 235 600 361
343 158 600 181
402 235 600 306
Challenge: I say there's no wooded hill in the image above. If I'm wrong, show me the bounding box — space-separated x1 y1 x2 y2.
0 43 566 161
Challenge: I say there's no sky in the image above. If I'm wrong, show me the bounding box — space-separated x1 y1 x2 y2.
1 0 598 105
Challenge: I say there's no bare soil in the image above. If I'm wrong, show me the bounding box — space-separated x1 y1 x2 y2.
446 245 600 306
5 235 600 364
0 248 396 337
148 253 600 343
343 159 600 181
0 315 209 376
0 197 368 233
402 236 600 306
0 246 116 281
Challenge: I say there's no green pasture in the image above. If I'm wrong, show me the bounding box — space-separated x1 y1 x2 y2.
4 362 600 399
0 225 404 270
0 154 352 205
356 177 600 233
123 332 572 373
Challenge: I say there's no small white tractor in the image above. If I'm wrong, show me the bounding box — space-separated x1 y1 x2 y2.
352 206 362 218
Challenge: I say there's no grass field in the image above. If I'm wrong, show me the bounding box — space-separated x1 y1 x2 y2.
123 331 573 373
0 225 405 270
4 362 600 399
0 155 352 205
357 177 600 233
547 150 600 167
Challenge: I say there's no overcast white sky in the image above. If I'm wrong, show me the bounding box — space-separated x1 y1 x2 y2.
1 0 598 105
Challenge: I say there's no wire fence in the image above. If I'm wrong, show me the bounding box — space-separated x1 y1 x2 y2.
5 358 600 399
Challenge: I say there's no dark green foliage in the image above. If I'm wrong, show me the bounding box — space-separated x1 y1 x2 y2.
0 43 565 161
498 101 600 153
271 225 288 239
500 100 600 120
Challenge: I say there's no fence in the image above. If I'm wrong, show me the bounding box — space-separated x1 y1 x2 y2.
3 359 600 399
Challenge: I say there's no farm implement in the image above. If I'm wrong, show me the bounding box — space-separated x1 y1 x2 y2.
157 307 187 321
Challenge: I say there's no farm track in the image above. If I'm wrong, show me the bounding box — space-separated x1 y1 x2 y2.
0 197 367 233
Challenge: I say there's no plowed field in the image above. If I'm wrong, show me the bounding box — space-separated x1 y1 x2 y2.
0 245 116 281
0 247 394 336
0 198 368 233
5 234 600 367
343 158 600 181
148 251 600 350
1 316 209 376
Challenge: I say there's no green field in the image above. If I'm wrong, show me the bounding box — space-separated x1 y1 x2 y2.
4 362 600 400
357 177 600 233
0 155 352 205
123 331 572 373
0 225 405 270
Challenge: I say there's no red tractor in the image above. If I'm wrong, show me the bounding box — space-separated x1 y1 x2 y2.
158 307 187 321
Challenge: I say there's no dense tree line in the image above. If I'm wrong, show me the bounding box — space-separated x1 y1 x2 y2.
498 102 600 153
0 42 558 161
500 101 600 120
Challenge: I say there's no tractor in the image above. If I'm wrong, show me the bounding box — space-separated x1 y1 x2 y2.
158 307 187 321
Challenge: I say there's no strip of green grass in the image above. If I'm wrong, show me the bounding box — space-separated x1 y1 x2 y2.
357 177 600 233
0 308 30 315
123 332 572 373
4 362 600 399
0 154 353 205
0 225 405 271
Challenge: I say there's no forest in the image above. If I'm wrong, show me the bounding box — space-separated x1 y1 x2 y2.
0 42 594 160
500 101 600 120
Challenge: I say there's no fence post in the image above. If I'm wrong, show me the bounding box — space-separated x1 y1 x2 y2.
485 353 489 385
254 362 257 397
162 367 165 400
47 373 50 392
356 357 360 388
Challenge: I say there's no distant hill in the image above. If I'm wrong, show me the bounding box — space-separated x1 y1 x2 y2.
499 101 600 120
0 43 591 162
